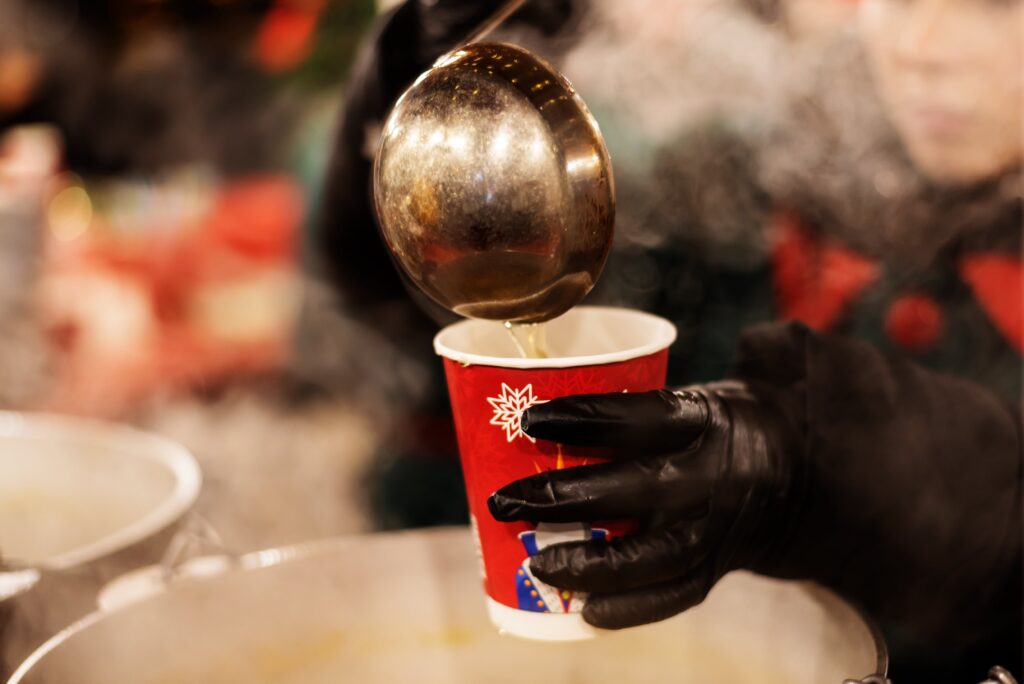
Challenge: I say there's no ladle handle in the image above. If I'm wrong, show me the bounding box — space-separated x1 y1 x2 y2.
981 667 1019 684
459 0 528 47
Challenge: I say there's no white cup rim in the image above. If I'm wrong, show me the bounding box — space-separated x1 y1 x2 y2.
433 306 677 370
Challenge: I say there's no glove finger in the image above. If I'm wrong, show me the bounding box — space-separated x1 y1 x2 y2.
529 523 705 593
488 460 710 523
582 571 713 630
522 390 708 454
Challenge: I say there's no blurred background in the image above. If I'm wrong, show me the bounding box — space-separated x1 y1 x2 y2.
0 0 387 551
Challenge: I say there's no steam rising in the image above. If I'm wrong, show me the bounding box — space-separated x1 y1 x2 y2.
501 0 1021 269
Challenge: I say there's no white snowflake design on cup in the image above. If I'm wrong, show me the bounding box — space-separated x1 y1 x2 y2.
487 383 546 443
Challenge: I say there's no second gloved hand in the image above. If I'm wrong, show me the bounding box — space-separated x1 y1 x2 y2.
487 381 806 629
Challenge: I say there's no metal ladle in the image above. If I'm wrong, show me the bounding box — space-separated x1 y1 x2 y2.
372 0 614 324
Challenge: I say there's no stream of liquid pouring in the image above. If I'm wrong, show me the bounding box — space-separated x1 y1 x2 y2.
505 321 549 359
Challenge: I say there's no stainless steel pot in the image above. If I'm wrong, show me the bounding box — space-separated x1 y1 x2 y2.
0 412 201 675
9 526 887 684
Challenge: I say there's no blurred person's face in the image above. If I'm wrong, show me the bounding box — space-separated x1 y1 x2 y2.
859 0 1023 185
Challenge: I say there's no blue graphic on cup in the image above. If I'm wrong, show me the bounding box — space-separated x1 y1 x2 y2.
515 523 607 613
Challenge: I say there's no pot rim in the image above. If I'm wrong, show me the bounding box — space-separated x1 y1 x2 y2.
857 600 891 679
802 581 889 680
0 411 201 571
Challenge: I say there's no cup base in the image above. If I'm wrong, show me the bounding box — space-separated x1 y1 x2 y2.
486 598 604 641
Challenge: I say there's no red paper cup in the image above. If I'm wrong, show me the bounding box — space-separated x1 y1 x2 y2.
434 306 676 640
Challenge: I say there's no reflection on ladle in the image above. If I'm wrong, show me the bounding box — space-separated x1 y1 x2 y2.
373 40 614 325
505 321 549 359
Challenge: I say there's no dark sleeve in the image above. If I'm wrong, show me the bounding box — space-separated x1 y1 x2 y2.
734 321 1022 679
316 1 448 336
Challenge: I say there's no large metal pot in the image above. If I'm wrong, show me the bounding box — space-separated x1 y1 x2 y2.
9 527 887 683
0 412 201 674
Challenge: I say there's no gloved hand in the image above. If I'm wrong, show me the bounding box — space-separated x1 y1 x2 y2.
487 381 805 629
487 323 1022 680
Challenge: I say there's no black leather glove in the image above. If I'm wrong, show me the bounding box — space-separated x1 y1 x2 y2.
488 380 804 629
488 323 1022 681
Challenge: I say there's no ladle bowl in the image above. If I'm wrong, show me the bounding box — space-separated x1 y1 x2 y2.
373 42 614 324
